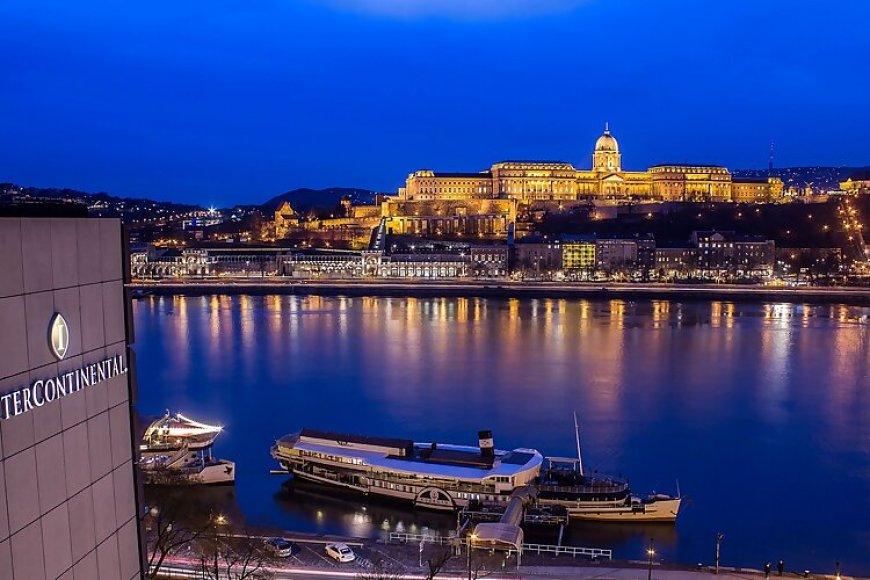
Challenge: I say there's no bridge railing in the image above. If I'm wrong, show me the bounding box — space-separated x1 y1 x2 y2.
388 532 612 560
521 543 612 560
388 531 456 545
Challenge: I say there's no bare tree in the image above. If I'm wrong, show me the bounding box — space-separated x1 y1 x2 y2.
356 562 405 580
423 545 454 580
144 469 215 579
197 524 276 580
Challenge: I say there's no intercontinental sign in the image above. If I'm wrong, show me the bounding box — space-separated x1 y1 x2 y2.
1 312 128 421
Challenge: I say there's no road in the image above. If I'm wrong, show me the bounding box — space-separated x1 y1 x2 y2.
156 559 857 580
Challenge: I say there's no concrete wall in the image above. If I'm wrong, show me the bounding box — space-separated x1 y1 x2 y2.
0 218 141 580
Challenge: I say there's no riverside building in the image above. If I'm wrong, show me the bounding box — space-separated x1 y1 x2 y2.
0 216 142 580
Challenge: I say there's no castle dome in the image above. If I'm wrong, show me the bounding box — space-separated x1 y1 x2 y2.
594 122 619 152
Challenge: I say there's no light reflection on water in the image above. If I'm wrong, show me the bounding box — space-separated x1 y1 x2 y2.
134 295 870 573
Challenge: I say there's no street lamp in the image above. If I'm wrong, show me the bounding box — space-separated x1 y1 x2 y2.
715 532 724 575
467 533 478 580
204 513 229 578
647 539 656 580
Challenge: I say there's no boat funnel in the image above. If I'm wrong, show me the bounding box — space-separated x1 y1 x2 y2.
478 430 494 458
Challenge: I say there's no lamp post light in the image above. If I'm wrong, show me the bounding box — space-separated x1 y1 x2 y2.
146 506 159 532
467 533 478 580
647 540 656 580
208 513 228 578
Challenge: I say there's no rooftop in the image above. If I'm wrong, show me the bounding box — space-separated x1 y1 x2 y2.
648 163 726 169
277 431 543 480
495 160 572 165
431 171 492 178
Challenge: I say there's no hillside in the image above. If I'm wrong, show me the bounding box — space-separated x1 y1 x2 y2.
260 187 378 212
734 166 870 191
538 198 869 260
0 182 203 220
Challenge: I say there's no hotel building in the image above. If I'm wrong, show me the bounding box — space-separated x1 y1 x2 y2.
0 217 142 580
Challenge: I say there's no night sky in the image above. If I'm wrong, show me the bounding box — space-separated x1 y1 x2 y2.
2 0 869 207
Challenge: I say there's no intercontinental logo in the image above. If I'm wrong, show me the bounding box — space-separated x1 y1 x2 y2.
49 312 69 360
0 313 128 421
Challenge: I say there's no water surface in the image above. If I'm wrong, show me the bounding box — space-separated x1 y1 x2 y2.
133 295 870 574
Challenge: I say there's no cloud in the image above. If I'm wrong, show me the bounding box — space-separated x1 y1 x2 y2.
317 0 590 20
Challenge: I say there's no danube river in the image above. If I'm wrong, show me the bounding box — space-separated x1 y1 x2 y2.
133 295 870 574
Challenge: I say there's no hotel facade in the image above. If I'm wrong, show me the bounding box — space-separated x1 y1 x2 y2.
0 217 142 580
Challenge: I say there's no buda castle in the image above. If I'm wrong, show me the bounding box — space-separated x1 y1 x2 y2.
398 124 782 204
275 125 785 242
377 124 783 238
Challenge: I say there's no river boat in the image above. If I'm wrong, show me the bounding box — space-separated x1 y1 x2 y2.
270 428 542 511
140 411 234 486
141 411 223 452
140 444 236 485
535 414 681 522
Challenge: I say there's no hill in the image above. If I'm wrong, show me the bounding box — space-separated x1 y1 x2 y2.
260 187 378 212
538 198 870 261
734 166 870 191
1 182 203 220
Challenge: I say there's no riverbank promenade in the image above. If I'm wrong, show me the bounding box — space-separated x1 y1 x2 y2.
130 278 870 305
152 531 865 580
156 555 864 580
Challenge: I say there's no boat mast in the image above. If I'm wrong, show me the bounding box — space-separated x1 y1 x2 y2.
573 412 584 476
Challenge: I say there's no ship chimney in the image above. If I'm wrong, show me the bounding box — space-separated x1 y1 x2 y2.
478 430 494 458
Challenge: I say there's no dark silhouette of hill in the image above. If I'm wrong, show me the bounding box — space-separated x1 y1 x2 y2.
1 183 202 219
734 166 870 190
540 198 869 258
260 187 377 212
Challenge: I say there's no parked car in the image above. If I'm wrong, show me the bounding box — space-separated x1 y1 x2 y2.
324 543 356 563
263 537 298 558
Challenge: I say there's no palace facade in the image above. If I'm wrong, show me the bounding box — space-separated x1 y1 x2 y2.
396 124 784 204
273 125 786 242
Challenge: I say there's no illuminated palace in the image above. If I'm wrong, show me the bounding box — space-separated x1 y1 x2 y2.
379 124 784 237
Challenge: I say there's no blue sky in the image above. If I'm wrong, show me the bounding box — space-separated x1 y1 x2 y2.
1 0 868 206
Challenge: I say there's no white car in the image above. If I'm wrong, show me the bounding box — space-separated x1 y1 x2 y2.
324 543 356 563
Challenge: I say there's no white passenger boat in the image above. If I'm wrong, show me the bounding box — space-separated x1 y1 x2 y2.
535 414 681 522
270 429 543 511
140 444 236 486
140 411 234 486
536 458 681 522
141 411 223 452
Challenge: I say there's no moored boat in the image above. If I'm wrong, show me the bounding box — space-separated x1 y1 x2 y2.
141 411 223 452
535 414 681 523
140 444 236 486
140 411 234 486
270 428 542 511
536 457 681 522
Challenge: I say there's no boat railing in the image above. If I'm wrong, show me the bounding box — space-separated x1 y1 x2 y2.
537 483 629 495
373 473 497 495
